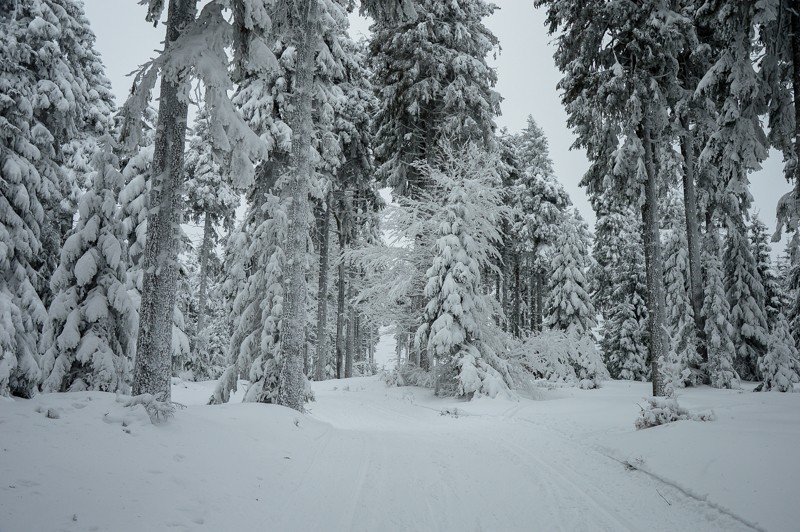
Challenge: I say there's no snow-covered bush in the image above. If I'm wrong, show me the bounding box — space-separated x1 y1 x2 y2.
512 330 609 389
634 397 715 430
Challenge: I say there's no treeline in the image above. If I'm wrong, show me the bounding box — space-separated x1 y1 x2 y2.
1 0 798 407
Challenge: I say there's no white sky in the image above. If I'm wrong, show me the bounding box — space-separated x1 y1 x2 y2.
82 0 793 255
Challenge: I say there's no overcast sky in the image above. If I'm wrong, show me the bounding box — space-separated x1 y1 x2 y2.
82 0 793 255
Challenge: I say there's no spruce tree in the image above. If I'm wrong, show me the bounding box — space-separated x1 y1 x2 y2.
758 312 800 392
414 143 512 397
662 192 700 388
371 0 500 195
545 210 595 337
598 209 649 381
40 138 137 393
0 0 115 397
703 231 738 389
724 220 769 381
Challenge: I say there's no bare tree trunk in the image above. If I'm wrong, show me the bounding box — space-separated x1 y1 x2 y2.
335 231 346 378
276 0 318 411
345 264 354 378
196 214 213 334
792 1 800 229
502 246 510 332
132 0 197 401
640 122 668 397
513 253 520 337
679 116 707 363
314 194 331 381
536 269 544 332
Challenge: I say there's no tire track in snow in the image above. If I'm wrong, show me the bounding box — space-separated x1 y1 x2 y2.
495 412 758 532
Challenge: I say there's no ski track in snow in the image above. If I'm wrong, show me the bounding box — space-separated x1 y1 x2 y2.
0 376 795 531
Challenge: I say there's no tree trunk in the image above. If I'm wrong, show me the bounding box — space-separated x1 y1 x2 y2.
792 1 800 228
679 116 707 363
132 0 197 401
314 194 331 381
345 264 354 378
196 214 213 333
335 232 346 379
276 0 318 411
640 122 668 397
534 268 544 332
513 253 520 337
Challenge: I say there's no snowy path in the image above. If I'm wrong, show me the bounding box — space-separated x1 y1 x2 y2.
299 379 756 532
2 376 795 531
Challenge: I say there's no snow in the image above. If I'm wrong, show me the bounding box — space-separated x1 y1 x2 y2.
1 373 797 531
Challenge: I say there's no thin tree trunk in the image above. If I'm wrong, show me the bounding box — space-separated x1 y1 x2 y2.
513 253 521 337
679 116 707 363
196 214 213 333
335 227 346 379
640 122 668 397
276 0 318 411
792 1 800 228
314 194 331 381
502 246 510 332
345 264 354 378
132 0 197 401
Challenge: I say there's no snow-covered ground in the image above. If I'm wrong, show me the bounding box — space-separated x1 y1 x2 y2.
1 376 797 531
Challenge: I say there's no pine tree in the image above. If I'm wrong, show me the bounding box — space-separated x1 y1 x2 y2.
598 209 649 381
749 215 784 323
758 312 800 392
536 0 684 395
40 137 137 393
508 116 571 335
724 220 769 381
414 143 512 397
545 210 596 337
703 230 738 389
662 192 700 389
184 108 239 337
371 0 501 195
0 0 116 397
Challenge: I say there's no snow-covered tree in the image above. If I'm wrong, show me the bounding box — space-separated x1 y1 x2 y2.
545 210 595 337
724 220 769 381
184 108 239 336
536 0 682 395
506 117 571 335
757 312 800 392
749 215 785 323
0 0 115 397
599 210 649 381
662 193 700 388
703 230 738 389
40 137 137 393
414 143 513 398
371 0 501 195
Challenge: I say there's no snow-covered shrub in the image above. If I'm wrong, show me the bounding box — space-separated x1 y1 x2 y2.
381 364 436 389
512 330 609 389
634 397 715 430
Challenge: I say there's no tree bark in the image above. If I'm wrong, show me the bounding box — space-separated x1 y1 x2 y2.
335 229 346 378
640 122 668 397
314 194 331 381
276 0 318 411
513 253 520 337
132 0 197 401
196 214 213 333
792 1 800 223
679 116 707 363
344 263 354 378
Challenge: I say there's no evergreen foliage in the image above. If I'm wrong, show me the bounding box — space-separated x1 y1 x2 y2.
544 210 595 337
40 137 136 393
703 231 738 389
